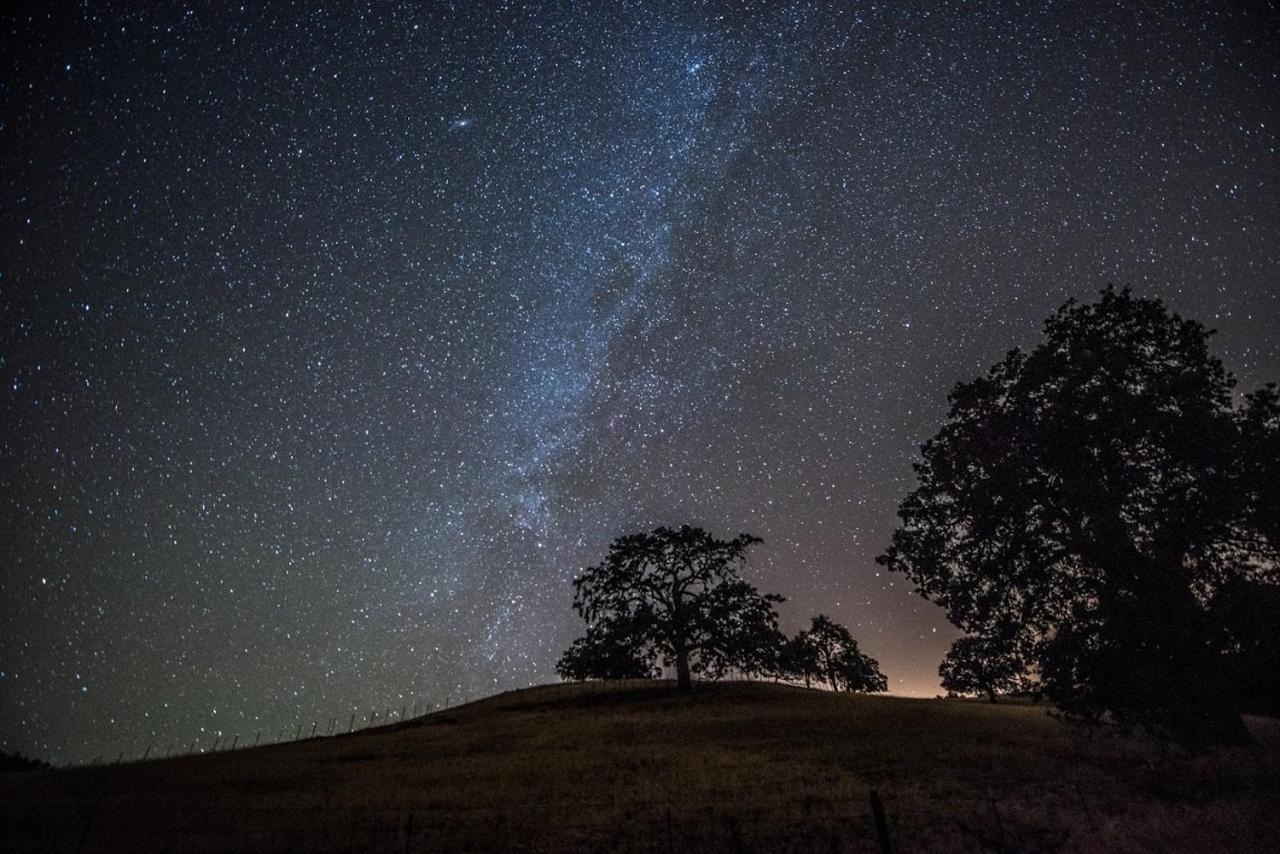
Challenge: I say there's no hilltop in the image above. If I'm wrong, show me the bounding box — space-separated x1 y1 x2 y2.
4 680 1278 852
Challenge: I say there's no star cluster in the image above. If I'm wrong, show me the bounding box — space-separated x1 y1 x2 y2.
2 2 1277 763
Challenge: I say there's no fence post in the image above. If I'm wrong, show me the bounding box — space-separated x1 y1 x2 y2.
295 724 301 741
142 745 151 761
869 790 894 854
400 704 406 721
349 713 355 733
327 718 335 736
231 734 239 750
212 736 220 752
75 801 100 854
254 731 261 747
311 721 317 739
413 701 419 718
988 793 1006 850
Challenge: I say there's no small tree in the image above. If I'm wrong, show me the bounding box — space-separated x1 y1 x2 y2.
556 618 655 681
562 526 783 691
938 636 1027 703
781 615 887 693
830 645 889 694
778 633 820 688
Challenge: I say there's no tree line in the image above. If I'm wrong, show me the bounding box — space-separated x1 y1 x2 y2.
558 287 1278 746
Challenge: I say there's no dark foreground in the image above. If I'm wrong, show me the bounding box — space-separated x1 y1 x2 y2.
4 680 1278 852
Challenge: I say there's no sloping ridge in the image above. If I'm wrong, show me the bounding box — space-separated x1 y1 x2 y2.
3 680 1278 852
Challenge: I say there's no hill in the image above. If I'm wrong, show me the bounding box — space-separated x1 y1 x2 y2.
3 680 1278 852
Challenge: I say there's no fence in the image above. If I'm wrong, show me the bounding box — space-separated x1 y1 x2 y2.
61 677 771 769
4 779 1148 853
61 688 493 769
8 787 915 853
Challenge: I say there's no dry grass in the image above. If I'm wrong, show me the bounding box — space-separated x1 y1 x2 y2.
3 680 1277 852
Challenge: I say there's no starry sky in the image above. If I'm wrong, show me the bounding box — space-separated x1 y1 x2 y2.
2 2 1278 764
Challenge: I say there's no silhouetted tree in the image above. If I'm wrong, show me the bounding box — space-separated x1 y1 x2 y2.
781 615 887 692
696 577 788 680
938 636 1028 703
879 287 1279 744
561 526 783 691
556 617 655 681
778 632 820 688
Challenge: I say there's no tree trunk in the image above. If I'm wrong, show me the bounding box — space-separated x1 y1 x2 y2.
672 574 692 692
986 687 997 704
675 642 692 692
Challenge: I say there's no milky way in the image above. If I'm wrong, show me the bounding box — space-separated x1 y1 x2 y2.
3 3 1278 763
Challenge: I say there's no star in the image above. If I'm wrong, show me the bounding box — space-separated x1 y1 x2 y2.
0 1 1276 766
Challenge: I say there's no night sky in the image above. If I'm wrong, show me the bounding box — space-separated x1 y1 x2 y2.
3 3 1278 764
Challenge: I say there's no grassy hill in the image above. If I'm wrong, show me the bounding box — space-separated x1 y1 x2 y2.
4 680 1278 852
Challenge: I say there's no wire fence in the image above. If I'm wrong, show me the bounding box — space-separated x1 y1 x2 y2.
57 677 784 769
6 786 952 853
1 779 1178 854
59 687 491 769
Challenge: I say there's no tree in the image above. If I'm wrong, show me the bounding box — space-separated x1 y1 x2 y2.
879 287 1279 744
938 636 1027 702
780 615 888 693
695 577 787 680
562 526 784 691
778 632 820 688
555 618 655 681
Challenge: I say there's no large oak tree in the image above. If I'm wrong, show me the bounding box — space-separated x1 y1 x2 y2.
559 526 783 691
879 287 1279 743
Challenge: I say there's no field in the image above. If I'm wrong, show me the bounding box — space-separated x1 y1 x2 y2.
3 680 1278 852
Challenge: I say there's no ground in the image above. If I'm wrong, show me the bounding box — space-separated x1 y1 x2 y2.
3 680 1278 852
